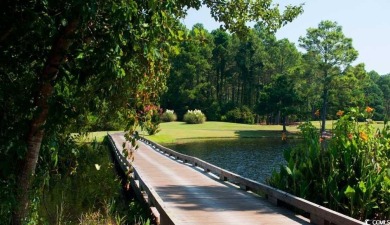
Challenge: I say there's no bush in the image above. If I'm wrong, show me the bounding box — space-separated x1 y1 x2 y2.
160 110 177 122
225 106 255 124
140 105 161 135
143 111 161 135
183 109 206 124
268 107 390 220
204 102 221 121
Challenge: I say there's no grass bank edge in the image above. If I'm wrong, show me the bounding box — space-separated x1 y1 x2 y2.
81 120 385 144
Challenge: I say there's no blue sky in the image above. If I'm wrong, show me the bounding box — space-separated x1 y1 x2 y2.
182 0 390 75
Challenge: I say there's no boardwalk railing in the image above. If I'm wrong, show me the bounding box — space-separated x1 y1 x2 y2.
137 136 363 225
107 134 175 225
108 134 363 225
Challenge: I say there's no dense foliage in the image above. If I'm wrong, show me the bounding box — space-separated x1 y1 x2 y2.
269 108 390 220
1 0 303 223
299 21 359 132
38 140 149 225
224 106 255 124
138 105 162 135
162 22 390 126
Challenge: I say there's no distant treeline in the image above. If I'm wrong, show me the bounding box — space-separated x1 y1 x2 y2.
161 23 390 125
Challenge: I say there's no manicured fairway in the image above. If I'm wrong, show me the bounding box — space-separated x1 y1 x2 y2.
82 120 385 144
144 121 299 144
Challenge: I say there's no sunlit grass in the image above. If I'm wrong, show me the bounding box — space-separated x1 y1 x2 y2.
141 120 386 144
76 120 385 145
143 121 299 144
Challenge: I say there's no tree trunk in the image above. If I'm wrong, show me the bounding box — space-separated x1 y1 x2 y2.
321 68 330 134
275 111 281 125
321 88 329 134
12 18 79 225
282 115 287 132
216 68 221 104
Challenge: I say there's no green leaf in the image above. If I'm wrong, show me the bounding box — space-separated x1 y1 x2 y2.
285 166 292 175
61 18 67 27
344 185 356 199
119 68 125 77
359 181 367 193
170 45 180 55
178 30 185 41
76 53 84 59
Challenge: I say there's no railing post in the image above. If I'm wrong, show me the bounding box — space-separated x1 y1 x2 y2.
267 194 279 206
310 213 328 225
128 135 365 225
220 175 227 181
150 207 160 225
240 184 249 191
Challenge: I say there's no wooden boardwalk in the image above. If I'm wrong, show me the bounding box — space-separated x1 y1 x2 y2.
108 133 363 225
110 133 310 225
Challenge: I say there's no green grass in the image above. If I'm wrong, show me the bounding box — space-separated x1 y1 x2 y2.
142 121 300 144
141 120 387 144
77 120 385 145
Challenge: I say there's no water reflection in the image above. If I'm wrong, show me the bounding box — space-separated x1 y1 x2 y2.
164 138 296 183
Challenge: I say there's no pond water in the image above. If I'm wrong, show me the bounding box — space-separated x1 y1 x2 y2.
164 138 296 183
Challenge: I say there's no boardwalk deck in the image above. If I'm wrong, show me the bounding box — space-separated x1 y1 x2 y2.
110 133 312 225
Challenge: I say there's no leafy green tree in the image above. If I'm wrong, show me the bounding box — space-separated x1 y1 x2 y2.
378 74 390 120
162 24 214 119
1 1 178 222
328 64 367 116
362 70 385 120
299 20 358 133
211 28 232 105
0 1 303 222
258 74 302 130
255 35 303 126
234 30 265 107
296 53 323 119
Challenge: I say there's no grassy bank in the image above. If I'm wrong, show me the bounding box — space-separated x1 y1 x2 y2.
142 121 300 144
79 120 385 145
141 120 386 144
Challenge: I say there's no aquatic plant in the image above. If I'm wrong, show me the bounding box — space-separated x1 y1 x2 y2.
269 107 390 220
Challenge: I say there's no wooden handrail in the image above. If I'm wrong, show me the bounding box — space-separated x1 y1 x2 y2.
137 136 364 225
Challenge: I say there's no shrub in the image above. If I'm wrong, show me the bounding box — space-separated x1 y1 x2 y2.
225 106 255 124
268 107 390 220
160 110 177 122
204 102 221 121
183 109 206 124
